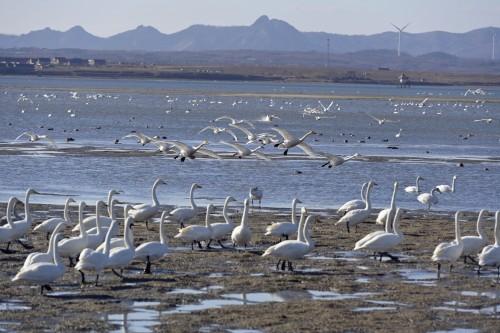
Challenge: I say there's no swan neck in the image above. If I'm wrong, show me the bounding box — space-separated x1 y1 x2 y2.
222 199 232 224
24 191 32 223
299 131 312 143
364 184 372 210
152 181 160 206
392 210 402 236
297 212 306 242
6 199 15 226
159 216 167 245
390 184 398 209
495 213 500 246
241 204 249 227
303 218 314 245
103 223 114 256
477 211 486 238
416 177 421 192
205 208 212 228
451 177 456 192
52 235 62 266
95 203 102 234
124 220 134 250
107 192 114 216
79 206 87 238
291 200 299 225
63 200 72 224
385 209 393 233
360 183 367 201
189 186 197 209
455 215 462 242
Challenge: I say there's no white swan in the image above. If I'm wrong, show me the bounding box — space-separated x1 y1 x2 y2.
354 208 404 261
75 189 121 232
199 126 238 141
215 116 255 129
478 211 500 277
75 220 118 286
337 182 367 216
104 217 135 278
22 222 66 269
249 187 263 208
462 210 488 263
96 204 133 253
227 123 259 143
135 211 169 274
34 198 75 239
405 176 423 194
436 175 457 193
86 199 120 237
417 187 441 211
121 132 153 146
231 198 251 248
174 204 214 250
376 182 399 225
354 205 393 251
221 141 270 161
320 153 359 168
335 181 374 233
85 201 108 250
164 140 221 161
13 233 65 294
0 196 22 226
128 178 167 228
57 201 89 266
431 211 464 278
271 128 317 156
262 215 317 271
168 183 203 228
208 196 237 248
15 131 57 148
10 189 52 250
265 199 303 240
0 197 19 253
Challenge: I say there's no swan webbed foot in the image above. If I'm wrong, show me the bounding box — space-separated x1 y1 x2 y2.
283 149 288 156
180 157 186 162
174 155 179 159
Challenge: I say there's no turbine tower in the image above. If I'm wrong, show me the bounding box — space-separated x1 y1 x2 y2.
391 23 410 57
492 32 496 61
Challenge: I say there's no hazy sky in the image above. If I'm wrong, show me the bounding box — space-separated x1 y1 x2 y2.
2 0 499 36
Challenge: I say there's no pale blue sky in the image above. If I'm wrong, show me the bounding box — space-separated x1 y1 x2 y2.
1 0 499 36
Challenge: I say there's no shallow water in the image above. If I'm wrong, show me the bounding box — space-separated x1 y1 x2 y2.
1 76 500 211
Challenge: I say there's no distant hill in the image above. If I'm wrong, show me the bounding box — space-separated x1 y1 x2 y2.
0 15 498 59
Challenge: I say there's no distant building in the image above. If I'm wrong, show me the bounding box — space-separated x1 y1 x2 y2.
399 72 410 87
51 57 69 65
88 58 106 66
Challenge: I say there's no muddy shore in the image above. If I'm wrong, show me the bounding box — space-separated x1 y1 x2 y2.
0 203 499 332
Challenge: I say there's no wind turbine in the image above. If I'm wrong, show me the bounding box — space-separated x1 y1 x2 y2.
391 23 410 57
492 32 496 61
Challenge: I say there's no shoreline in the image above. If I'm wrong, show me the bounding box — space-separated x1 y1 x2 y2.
3 64 500 87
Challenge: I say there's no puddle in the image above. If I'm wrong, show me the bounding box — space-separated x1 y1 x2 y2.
398 268 437 286
429 329 479 333
227 330 263 333
250 273 265 277
367 300 407 306
307 255 335 260
104 301 161 333
353 306 397 312
166 289 377 314
168 285 223 295
46 290 81 297
0 299 31 311
461 290 500 299
208 273 228 278
334 251 362 262
356 277 370 284
357 266 370 271
432 302 500 316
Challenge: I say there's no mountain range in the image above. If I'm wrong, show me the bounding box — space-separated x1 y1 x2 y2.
0 15 498 59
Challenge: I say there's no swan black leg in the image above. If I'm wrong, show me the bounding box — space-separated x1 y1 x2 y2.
17 239 33 249
276 260 281 270
281 260 286 271
197 241 203 249
346 223 350 233
180 222 185 229
191 242 194 250
437 263 441 279
69 257 75 267
112 269 124 278
288 261 293 272
95 274 100 286
46 233 50 241
144 257 152 274
207 239 212 248
174 155 179 159
217 240 226 248
283 149 288 156
449 265 453 273
284 235 289 240
79 270 86 285
180 157 186 162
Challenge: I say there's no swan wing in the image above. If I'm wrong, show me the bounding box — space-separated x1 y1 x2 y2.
228 123 254 137
220 141 244 153
162 140 191 152
297 143 320 157
252 150 271 161
196 148 222 159
271 127 295 141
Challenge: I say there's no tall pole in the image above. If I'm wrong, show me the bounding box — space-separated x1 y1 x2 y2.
326 38 330 68
493 33 496 61
397 31 401 57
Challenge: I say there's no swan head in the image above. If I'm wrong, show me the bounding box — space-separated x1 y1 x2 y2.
96 200 105 210
455 211 462 222
66 197 76 205
206 204 215 214
192 183 202 190
155 178 167 186
416 176 424 181
294 198 303 204
393 181 399 189
26 188 40 196
433 187 442 194
301 207 308 214
225 196 237 203
79 201 86 211
109 189 123 196
452 175 457 180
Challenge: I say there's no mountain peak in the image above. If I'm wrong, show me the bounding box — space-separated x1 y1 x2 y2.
67 25 87 33
252 15 271 26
